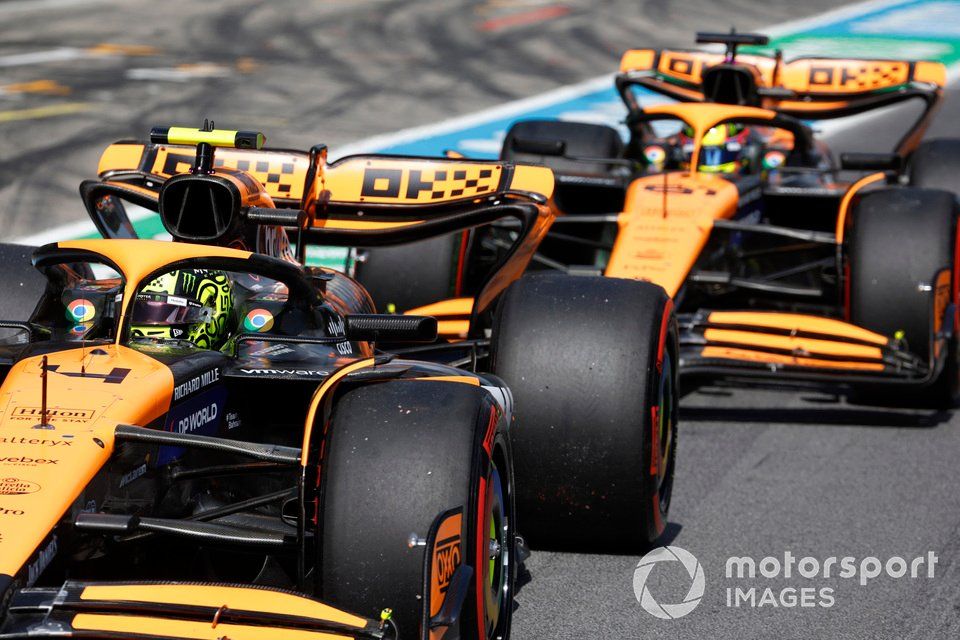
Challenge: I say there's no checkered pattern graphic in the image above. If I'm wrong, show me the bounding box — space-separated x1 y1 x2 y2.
215 158 298 196
419 167 496 200
841 63 906 89
808 62 907 91
358 165 499 202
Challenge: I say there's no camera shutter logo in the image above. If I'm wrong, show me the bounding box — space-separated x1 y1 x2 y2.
633 546 705 619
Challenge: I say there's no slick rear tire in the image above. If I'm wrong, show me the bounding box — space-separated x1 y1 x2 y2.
320 379 515 640
0 243 42 320
848 187 960 408
353 234 463 313
908 139 960 197
490 273 678 548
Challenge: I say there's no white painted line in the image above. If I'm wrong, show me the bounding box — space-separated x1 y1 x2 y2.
0 43 150 69
11 217 98 246
761 0 912 38
333 75 614 157
13 205 157 247
126 66 232 82
949 64 960 83
0 47 85 68
0 0 108 14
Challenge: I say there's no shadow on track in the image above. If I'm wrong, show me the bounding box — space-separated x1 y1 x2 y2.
680 403 950 429
521 522 686 559
681 382 953 429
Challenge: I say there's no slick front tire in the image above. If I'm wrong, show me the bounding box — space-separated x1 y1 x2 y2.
848 187 960 408
490 273 678 548
353 234 463 313
0 243 43 320
319 379 515 640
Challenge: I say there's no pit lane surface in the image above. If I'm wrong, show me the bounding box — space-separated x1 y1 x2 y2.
2 1 959 638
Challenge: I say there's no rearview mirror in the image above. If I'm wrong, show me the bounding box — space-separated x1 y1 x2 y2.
346 314 438 343
840 152 902 172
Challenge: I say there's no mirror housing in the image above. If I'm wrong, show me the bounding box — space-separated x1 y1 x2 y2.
346 314 437 343
840 152 902 172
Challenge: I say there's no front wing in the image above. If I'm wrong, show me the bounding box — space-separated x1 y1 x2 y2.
1 582 388 640
679 310 940 385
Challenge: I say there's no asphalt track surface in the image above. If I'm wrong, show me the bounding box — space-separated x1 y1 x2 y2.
2 1 960 638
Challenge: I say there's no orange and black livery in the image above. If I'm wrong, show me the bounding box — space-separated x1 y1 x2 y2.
78 123 679 554
0 144 523 639
479 30 960 407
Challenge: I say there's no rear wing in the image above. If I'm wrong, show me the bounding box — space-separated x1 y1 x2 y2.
617 47 946 153
82 132 556 314
94 141 553 208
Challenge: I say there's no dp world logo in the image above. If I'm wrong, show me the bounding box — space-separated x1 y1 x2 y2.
633 546 705 619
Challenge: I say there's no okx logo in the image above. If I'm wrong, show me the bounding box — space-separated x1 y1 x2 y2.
633 546 705 620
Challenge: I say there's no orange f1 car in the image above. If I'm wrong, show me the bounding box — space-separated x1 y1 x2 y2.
0 234 520 640
71 126 677 561
483 31 960 407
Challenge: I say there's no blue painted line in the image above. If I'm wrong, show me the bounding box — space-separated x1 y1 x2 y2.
375 87 630 159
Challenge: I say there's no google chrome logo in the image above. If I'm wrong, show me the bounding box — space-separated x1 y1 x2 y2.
243 309 274 333
66 299 96 323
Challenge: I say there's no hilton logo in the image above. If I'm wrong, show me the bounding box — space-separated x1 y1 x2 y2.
11 407 94 422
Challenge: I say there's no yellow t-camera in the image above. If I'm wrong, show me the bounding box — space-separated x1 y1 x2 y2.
149 126 265 149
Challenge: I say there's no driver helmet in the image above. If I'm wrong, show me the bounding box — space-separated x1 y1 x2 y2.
131 269 233 349
699 123 749 174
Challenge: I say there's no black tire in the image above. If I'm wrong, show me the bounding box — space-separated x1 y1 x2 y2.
0 243 42 320
489 273 677 548
908 139 960 196
500 120 624 176
320 379 515 640
848 187 960 407
354 235 463 313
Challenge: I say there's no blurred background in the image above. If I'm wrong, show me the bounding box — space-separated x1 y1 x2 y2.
0 0 855 238
4 1 960 639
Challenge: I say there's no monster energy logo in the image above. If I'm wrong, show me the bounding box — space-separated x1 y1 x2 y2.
181 271 197 290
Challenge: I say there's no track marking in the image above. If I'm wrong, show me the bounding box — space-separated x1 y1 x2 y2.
0 0 108 14
0 48 85 68
0 43 159 69
87 43 158 56
126 63 232 82
761 0 918 38
126 59 256 82
14 204 158 247
334 74 613 157
476 4 571 32
0 80 70 96
0 102 93 123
